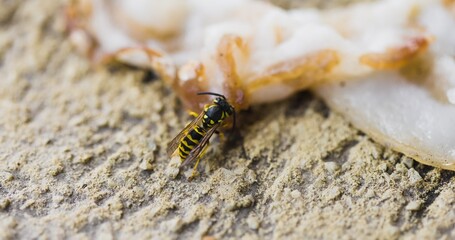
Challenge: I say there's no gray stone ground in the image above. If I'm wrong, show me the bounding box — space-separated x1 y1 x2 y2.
0 1 454 239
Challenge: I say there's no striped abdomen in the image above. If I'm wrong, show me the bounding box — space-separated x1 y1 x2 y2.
178 125 206 160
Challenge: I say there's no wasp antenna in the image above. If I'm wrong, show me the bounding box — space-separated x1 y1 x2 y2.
197 92 226 99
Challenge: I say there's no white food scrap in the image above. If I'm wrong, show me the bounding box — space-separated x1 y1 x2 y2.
66 0 455 170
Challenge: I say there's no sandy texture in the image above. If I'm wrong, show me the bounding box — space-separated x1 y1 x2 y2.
1 1 455 239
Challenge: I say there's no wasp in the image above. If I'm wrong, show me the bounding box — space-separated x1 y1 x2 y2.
167 92 236 177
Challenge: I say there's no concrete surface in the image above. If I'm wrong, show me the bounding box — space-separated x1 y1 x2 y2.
0 1 454 239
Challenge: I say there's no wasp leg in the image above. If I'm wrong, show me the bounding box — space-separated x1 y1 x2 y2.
188 111 199 118
190 143 210 179
219 121 234 140
215 121 233 141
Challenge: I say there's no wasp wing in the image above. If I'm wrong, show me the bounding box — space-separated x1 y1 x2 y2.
167 111 205 157
180 123 220 167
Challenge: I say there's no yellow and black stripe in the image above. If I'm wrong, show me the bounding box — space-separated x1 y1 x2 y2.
178 125 206 160
171 92 235 166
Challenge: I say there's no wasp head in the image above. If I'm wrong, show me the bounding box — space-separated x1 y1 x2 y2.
214 97 234 116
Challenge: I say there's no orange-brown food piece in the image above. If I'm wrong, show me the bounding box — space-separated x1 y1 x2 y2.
175 62 209 112
359 36 430 70
216 35 250 110
246 49 340 93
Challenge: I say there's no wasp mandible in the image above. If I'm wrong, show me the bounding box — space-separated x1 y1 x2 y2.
167 92 236 177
